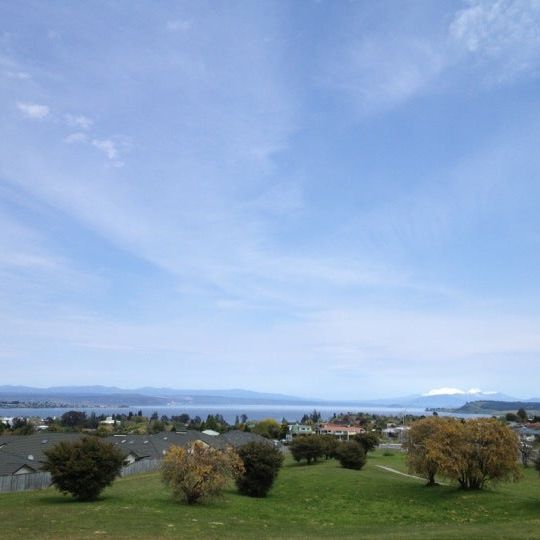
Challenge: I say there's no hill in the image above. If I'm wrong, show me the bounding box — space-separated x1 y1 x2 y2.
1 451 539 539
455 400 540 414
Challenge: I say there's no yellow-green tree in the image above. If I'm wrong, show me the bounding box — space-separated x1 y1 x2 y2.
161 442 244 504
428 418 521 489
405 416 452 486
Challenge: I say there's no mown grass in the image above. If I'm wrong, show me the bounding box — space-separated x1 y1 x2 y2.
1 450 539 539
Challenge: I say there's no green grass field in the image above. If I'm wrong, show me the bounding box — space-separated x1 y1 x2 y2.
1 451 539 539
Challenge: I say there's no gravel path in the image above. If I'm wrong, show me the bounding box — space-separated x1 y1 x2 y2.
375 465 448 485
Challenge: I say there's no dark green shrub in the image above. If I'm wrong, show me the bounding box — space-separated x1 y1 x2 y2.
290 435 324 464
353 432 380 453
336 441 366 470
320 435 340 459
43 436 125 501
236 442 284 497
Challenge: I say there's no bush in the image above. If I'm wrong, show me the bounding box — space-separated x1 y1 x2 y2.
289 435 324 464
161 442 244 504
236 442 284 497
336 441 366 470
353 432 380 453
43 436 125 501
320 435 340 459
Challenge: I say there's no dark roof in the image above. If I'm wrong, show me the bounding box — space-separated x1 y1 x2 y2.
0 432 81 476
220 430 272 448
0 429 258 476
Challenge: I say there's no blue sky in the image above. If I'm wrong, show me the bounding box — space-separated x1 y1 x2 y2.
1 0 540 399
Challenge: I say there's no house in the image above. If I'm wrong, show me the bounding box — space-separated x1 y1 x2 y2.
316 423 365 440
286 423 314 441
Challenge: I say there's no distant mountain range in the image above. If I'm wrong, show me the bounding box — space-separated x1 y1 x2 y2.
0 385 536 410
0 386 311 407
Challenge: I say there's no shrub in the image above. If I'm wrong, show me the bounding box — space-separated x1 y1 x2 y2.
43 436 125 501
336 441 366 470
236 442 284 497
289 435 324 464
353 432 380 453
161 442 244 504
320 435 340 459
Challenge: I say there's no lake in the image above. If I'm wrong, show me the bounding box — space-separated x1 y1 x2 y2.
0 403 488 423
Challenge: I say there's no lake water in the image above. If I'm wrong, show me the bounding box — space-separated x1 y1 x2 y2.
0 403 488 423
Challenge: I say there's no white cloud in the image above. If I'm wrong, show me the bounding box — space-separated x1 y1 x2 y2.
449 0 540 82
92 138 118 160
5 71 31 80
64 132 88 144
331 37 443 113
64 114 93 130
16 102 50 119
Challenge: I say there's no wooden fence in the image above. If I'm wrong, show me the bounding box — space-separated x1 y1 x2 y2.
120 458 161 477
0 471 51 493
0 459 163 493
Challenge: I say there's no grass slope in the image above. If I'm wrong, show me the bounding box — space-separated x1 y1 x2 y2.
1 451 539 539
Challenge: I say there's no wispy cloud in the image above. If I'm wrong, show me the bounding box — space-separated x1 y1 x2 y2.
5 71 31 80
64 132 88 144
16 101 50 119
64 113 93 130
450 0 540 83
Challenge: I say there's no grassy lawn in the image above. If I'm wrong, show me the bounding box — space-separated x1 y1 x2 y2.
1 450 539 539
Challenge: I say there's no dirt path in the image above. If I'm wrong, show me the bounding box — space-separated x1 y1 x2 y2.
375 465 448 485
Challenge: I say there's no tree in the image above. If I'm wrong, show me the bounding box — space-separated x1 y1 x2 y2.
427 418 521 490
60 411 87 429
353 432 380 453
335 441 366 470
289 435 324 464
236 442 284 497
405 417 449 486
517 408 528 423
252 418 281 440
161 442 243 504
520 442 534 467
43 436 125 501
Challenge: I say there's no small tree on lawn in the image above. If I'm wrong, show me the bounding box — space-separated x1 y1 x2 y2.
161 442 244 504
236 442 284 497
353 432 380 453
43 436 125 501
405 417 449 487
289 435 324 464
335 441 366 470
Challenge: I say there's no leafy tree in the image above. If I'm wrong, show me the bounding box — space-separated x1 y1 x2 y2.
405 417 449 486
289 435 324 464
428 418 521 490
236 442 284 497
279 421 289 440
335 441 366 470
252 418 281 440
43 436 125 501
505 412 519 422
353 432 380 453
161 442 243 504
148 420 166 434
60 410 87 429
520 442 534 467
517 408 528 422
172 413 190 424
11 418 35 435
